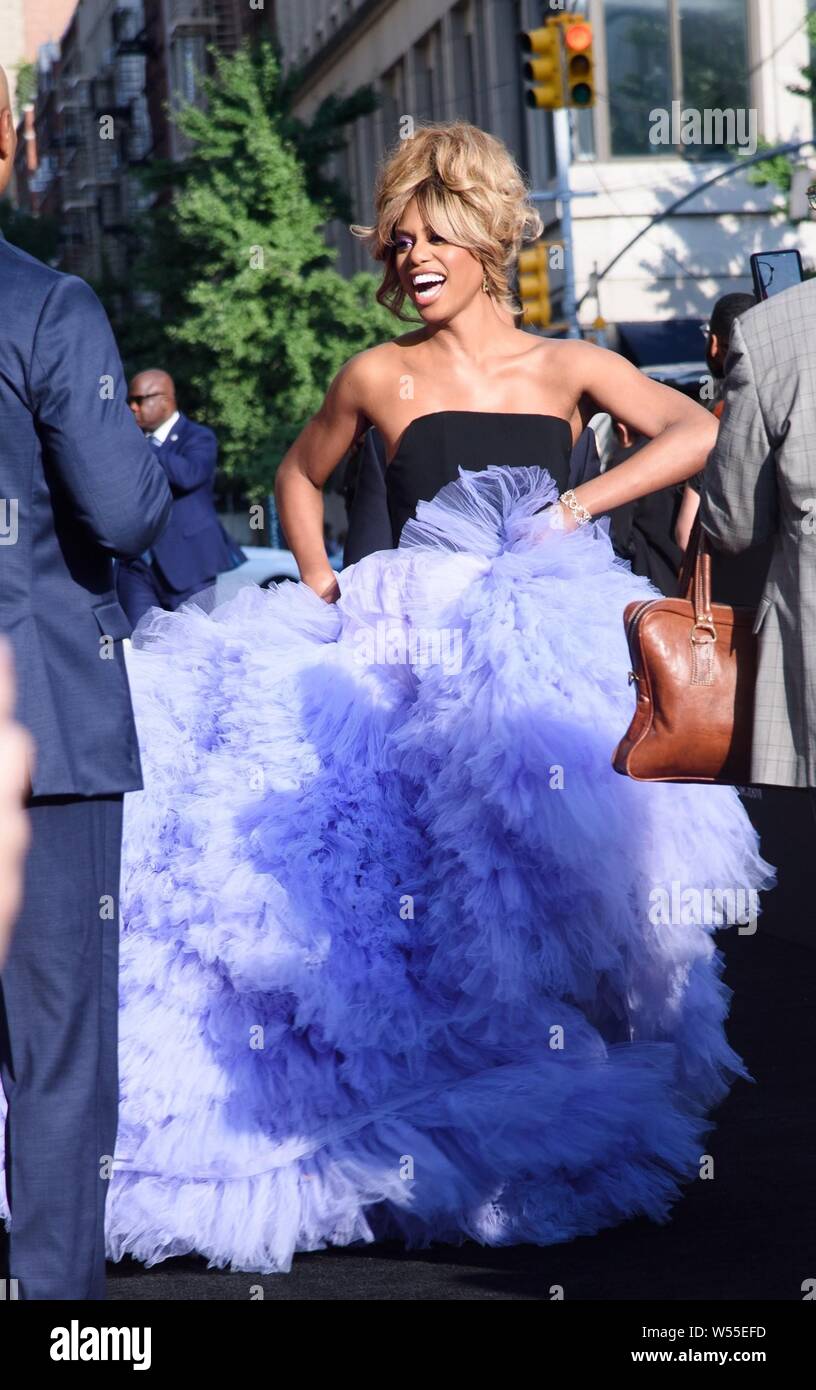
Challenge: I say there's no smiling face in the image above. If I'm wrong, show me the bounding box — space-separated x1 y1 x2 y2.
392 197 485 321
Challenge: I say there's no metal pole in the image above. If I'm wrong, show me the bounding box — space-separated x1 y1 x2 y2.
553 107 580 338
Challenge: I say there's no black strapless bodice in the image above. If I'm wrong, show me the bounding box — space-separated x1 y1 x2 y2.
385 411 573 546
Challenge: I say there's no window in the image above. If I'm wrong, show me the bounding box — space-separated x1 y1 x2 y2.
490 0 528 166
451 2 477 124
605 0 750 158
171 35 207 109
413 27 440 123
356 113 375 221
381 61 405 150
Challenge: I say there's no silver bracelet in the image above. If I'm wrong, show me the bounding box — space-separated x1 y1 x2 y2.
559 489 593 527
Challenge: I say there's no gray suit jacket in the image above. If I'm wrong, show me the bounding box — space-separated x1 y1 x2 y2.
700 276 816 787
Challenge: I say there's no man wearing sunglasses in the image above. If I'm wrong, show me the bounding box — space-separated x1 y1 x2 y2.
117 369 244 627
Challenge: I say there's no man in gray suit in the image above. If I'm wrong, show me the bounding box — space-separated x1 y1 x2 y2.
700 277 816 788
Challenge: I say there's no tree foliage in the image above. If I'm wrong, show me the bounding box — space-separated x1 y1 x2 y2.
115 43 397 496
0 202 59 263
14 62 36 109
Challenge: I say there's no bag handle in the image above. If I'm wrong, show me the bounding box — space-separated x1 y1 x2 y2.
678 514 717 688
678 514 714 620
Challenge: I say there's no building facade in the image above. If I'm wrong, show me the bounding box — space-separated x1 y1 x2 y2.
0 1 27 117
12 0 277 278
0 0 78 116
142 0 276 163
277 0 816 326
14 0 153 284
9 0 816 328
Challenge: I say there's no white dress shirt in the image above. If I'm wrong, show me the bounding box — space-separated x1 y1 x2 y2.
148 409 180 446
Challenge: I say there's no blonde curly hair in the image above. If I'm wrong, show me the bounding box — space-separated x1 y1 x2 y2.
350 121 543 321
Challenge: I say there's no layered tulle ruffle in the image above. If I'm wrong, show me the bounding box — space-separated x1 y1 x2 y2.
0 465 774 1270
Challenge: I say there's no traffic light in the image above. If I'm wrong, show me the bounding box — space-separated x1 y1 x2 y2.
520 16 595 111
518 242 551 327
562 17 595 109
519 24 564 110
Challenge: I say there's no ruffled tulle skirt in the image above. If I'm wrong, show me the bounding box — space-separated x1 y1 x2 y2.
0 465 774 1271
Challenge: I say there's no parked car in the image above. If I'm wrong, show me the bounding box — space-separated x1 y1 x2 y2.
640 360 709 405
216 546 343 603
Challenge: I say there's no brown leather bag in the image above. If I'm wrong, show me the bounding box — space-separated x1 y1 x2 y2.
612 517 758 784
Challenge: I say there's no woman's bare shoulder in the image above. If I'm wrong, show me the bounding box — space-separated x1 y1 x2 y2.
338 338 412 386
335 337 422 417
525 335 608 368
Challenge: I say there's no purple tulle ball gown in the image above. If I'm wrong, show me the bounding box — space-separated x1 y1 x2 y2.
0 413 774 1273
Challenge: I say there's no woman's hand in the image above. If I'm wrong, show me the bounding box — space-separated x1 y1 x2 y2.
548 500 579 533
302 566 341 604
534 501 579 536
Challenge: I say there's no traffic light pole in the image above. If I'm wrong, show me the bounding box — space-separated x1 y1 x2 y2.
520 11 596 337
530 111 584 338
553 109 580 339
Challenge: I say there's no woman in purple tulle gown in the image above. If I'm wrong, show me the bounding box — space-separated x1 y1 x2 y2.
9 122 774 1274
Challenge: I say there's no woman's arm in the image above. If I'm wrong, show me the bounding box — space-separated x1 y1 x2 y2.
675 482 701 550
275 353 372 600
559 343 718 520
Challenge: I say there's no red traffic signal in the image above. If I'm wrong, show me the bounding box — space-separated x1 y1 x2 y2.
563 19 595 108
564 22 593 53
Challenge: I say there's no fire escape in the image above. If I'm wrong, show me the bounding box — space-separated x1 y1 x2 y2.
58 75 98 277
80 4 155 282
212 0 243 54
146 0 249 159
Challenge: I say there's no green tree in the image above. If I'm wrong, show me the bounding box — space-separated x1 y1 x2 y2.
115 42 398 496
14 61 36 110
0 202 59 263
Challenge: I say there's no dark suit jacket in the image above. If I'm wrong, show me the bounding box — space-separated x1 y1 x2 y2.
0 234 172 796
145 413 244 591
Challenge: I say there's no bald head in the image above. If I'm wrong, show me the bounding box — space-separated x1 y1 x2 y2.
0 65 15 198
128 368 178 433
